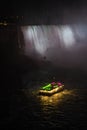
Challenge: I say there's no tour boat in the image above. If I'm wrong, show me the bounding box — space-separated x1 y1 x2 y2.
39 82 64 96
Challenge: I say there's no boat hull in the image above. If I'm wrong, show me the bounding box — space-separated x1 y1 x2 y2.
39 85 64 96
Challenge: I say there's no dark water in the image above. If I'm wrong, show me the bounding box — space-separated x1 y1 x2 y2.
1 26 87 129
1 71 87 129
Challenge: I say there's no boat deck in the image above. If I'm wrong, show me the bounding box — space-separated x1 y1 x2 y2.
39 85 64 96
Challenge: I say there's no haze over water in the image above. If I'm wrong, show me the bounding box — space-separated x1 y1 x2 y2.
1 25 87 129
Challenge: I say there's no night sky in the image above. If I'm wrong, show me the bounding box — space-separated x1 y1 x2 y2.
0 0 87 16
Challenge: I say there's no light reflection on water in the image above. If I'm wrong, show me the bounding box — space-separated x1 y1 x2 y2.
24 88 76 112
38 89 74 105
22 87 87 128
37 89 75 113
24 88 76 104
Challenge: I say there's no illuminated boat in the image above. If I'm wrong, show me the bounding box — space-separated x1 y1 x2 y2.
39 82 64 96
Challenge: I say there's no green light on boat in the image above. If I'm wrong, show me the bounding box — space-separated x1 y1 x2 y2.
41 84 52 91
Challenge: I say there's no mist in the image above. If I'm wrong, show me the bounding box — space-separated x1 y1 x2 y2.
18 25 87 72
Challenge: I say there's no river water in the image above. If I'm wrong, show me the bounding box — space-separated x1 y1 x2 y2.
2 70 87 130
1 25 87 129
